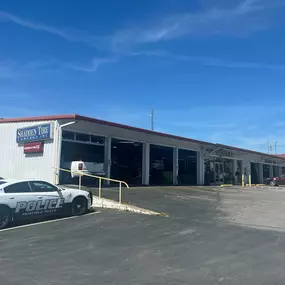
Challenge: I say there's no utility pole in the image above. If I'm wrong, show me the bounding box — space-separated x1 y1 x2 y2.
275 142 278 155
150 109 154 131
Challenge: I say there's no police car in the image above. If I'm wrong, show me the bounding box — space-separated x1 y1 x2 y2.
0 179 93 229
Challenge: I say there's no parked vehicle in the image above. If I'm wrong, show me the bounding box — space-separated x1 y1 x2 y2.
70 161 105 177
0 178 93 229
264 174 285 186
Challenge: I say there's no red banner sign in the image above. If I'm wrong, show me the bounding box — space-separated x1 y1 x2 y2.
24 142 43 153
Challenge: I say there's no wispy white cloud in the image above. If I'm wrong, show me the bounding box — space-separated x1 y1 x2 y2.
129 50 285 70
111 0 285 50
64 57 119 72
0 11 108 49
0 59 63 79
1 0 285 75
0 56 119 77
2 0 284 50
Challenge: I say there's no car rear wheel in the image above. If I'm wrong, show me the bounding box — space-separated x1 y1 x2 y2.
270 180 277 186
0 207 11 229
71 197 87 216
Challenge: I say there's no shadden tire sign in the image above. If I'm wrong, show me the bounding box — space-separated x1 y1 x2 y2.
15 198 65 216
16 123 54 143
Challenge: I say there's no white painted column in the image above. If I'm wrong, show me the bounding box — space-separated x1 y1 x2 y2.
242 159 250 184
197 151 204 185
259 163 264 184
173 148 179 185
269 165 273 177
142 143 150 185
104 136 112 184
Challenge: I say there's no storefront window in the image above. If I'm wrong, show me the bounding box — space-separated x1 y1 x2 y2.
204 160 214 185
204 158 234 185
236 160 242 184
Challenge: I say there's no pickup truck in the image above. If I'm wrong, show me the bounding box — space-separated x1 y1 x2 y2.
70 161 105 177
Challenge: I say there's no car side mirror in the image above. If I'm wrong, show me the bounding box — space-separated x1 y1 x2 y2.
57 187 62 192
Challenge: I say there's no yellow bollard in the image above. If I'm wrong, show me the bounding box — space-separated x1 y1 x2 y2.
99 178 102 199
242 175 245 187
249 174 252 187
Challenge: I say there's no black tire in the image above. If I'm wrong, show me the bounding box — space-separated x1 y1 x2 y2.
71 197 88 216
270 180 277 186
0 206 11 229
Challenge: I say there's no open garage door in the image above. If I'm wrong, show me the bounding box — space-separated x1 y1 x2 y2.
273 166 279 177
150 145 173 185
251 163 260 184
263 164 270 179
178 149 197 185
59 131 105 184
111 139 142 185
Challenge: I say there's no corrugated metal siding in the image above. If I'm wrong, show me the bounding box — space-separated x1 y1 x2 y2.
0 121 58 183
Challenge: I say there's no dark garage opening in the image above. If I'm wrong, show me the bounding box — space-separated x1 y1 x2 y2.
60 132 105 184
263 164 270 178
150 145 173 185
178 149 197 185
251 163 259 184
111 139 142 185
273 166 279 177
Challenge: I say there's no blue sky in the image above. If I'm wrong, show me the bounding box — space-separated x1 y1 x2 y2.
1 0 285 153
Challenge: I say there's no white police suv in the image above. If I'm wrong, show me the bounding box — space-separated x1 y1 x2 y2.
0 179 93 229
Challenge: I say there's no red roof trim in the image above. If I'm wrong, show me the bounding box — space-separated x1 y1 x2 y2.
0 114 75 123
1 114 285 161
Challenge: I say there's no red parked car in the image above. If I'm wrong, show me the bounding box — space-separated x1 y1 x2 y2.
264 174 285 186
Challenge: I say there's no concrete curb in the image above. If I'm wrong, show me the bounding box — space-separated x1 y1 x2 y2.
92 196 165 216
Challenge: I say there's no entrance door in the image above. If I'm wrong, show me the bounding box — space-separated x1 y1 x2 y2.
215 162 224 184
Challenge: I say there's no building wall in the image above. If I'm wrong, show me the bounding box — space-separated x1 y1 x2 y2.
59 119 285 185
61 120 202 151
0 120 58 183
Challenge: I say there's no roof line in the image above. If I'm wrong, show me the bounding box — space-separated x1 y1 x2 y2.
1 114 284 161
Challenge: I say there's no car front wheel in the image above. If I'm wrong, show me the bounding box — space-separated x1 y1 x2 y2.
71 197 88 216
270 180 277 186
0 206 11 229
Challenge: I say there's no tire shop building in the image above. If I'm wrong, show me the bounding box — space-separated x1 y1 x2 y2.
1 114 285 186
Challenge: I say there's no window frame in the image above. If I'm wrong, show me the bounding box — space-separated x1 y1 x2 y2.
4 182 32 194
29 181 59 193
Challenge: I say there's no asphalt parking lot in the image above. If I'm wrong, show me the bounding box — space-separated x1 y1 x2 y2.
2 186 285 284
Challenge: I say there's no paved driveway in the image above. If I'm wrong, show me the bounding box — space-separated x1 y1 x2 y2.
2 186 285 284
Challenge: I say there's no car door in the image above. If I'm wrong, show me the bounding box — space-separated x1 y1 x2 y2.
279 174 285 185
3 182 35 219
28 181 66 216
